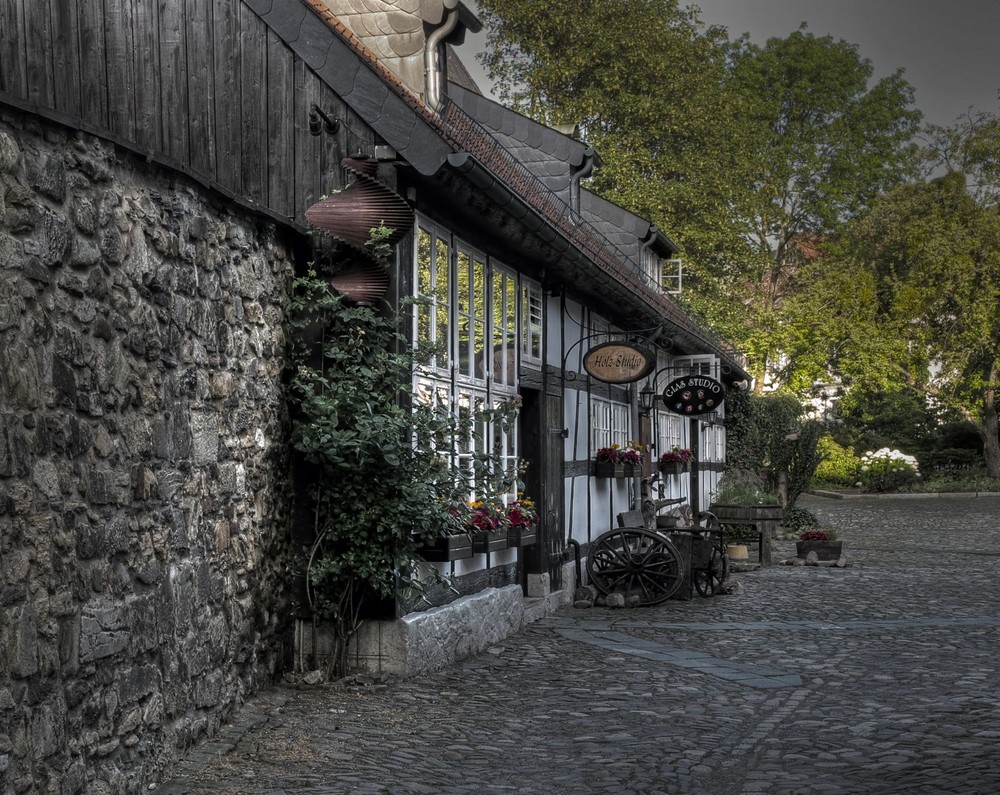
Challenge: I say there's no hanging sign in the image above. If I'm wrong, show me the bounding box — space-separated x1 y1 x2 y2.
662 375 726 416
582 341 656 384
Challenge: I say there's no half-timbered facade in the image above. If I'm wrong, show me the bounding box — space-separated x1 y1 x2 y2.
0 0 748 788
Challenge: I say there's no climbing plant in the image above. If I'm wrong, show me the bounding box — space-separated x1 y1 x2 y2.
288 227 527 675
288 228 467 674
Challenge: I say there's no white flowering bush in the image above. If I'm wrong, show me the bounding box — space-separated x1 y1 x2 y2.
858 447 921 493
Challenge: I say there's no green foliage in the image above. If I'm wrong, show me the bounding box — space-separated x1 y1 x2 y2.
784 506 821 534
798 112 1000 476
723 391 823 509
858 448 920 493
289 230 474 672
712 482 779 505
814 434 861 486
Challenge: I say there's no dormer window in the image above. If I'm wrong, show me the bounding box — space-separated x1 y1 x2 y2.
640 249 683 295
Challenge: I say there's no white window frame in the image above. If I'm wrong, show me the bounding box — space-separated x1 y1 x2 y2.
412 216 522 504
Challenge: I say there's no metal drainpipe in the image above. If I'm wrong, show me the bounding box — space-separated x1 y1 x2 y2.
424 10 459 112
570 148 596 218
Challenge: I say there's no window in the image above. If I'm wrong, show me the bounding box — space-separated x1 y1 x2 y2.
413 217 523 503
662 258 683 295
640 247 661 290
591 397 630 454
415 225 451 373
521 281 543 363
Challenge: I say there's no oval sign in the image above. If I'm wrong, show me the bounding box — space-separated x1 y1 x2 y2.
662 375 726 415
583 342 655 384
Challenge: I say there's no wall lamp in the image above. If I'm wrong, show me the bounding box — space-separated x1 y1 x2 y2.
638 381 658 414
309 103 341 136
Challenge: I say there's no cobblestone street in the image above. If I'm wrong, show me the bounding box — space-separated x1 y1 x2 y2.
157 495 1000 794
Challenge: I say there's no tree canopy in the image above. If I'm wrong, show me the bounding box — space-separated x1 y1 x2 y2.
784 113 1000 473
475 3 922 387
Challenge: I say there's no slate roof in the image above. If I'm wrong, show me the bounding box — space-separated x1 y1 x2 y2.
258 0 746 378
447 82 588 200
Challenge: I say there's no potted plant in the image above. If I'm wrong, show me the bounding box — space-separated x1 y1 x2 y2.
416 499 475 562
658 446 692 476
621 440 644 477
796 528 843 561
469 500 510 553
506 494 538 547
594 444 625 478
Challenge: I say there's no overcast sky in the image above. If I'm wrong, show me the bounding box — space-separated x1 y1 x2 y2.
457 0 1000 129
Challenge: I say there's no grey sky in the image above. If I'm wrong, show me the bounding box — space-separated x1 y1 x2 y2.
456 0 1000 129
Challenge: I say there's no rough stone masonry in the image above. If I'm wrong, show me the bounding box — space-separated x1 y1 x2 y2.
0 108 298 794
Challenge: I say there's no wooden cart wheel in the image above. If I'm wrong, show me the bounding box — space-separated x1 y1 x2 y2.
587 529 683 605
693 540 728 597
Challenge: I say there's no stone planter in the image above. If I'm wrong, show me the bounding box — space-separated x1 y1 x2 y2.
796 540 843 561
417 532 473 562
472 529 509 553
507 525 538 547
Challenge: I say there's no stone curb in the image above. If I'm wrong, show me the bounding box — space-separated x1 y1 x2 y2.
809 489 1000 500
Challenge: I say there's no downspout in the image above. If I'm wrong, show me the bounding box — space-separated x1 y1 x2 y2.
424 10 460 112
569 148 596 220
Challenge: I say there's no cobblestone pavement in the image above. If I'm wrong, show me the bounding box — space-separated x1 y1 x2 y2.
157 495 1000 795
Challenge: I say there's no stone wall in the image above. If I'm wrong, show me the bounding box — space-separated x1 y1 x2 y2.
0 108 297 794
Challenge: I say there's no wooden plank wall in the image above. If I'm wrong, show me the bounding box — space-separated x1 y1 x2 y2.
0 0 376 228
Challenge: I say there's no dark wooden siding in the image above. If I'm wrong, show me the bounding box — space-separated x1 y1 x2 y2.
0 0 376 228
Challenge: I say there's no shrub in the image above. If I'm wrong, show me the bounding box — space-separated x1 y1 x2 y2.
858 447 920 492
784 506 820 534
814 434 860 486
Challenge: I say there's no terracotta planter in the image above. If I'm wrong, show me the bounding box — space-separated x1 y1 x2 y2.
726 543 749 561
417 533 473 562
796 540 843 561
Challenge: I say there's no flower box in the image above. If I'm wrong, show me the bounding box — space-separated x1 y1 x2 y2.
658 460 687 476
594 461 625 478
796 540 843 561
507 525 538 547
472 529 509 553
417 532 473 562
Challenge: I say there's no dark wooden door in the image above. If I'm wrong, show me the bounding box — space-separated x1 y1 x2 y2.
518 388 564 592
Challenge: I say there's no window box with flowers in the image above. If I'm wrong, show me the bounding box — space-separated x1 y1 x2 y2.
620 440 644 477
468 501 510 553
506 494 538 547
594 444 625 478
658 446 692 476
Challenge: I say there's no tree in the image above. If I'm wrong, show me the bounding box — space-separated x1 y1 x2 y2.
787 112 1000 475
475 6 921 387
476 0 759 296
722 29 921 387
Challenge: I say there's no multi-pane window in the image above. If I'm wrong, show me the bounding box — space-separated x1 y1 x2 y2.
640 247 661 291
591 398 630 453
655 411 685 457
493 267 517 386
416 225 451 372
521 281 543 363
413 218 522 503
